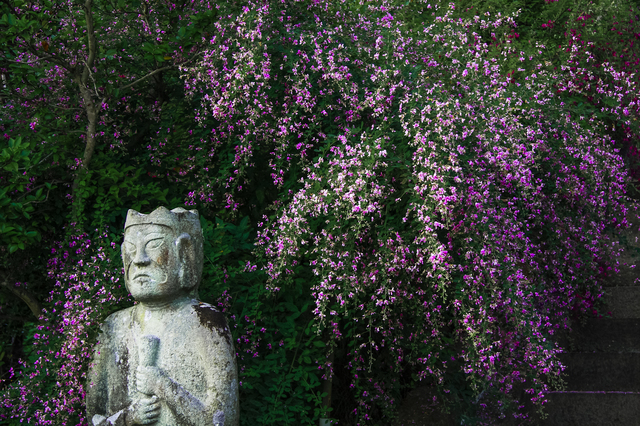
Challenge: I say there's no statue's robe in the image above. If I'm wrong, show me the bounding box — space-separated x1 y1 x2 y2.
86 301 239 426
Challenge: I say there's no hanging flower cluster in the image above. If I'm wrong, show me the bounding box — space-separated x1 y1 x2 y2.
181 0 639 422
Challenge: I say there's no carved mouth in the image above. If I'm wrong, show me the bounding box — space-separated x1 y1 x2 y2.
133 273 150 280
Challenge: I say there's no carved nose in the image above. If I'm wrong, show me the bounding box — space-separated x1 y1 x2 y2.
132 247 151 266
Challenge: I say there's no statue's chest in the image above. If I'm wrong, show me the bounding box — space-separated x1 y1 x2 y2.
127 311 210 398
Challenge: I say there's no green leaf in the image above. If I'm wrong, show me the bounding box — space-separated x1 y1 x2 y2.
283 302 299 313
9 245 18 254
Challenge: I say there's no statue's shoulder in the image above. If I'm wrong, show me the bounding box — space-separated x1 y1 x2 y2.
189 301 224 325
188 301 232 345
101 306 135 332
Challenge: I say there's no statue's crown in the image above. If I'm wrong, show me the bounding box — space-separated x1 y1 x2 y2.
125 206 202 237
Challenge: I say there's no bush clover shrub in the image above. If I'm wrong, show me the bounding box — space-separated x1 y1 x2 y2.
180 0 640 423
2 0 640 425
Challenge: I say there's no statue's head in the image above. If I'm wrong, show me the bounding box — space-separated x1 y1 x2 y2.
122 207 204 303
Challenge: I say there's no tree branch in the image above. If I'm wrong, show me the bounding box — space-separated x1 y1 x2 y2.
16 153 55 172
116 65 175 92
72 0 99 192
81 0 97 87
14 179 62 202
20 39 75 72
15 56 52 65
0 278 44 321
22 187 51 205
116 51 204 92
48 105 84 111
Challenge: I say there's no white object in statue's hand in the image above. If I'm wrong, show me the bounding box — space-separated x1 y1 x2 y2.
125 334 163 425
137 334 160 396
139 335 160 368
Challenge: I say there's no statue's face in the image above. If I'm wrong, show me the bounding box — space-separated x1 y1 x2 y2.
122 224 183 303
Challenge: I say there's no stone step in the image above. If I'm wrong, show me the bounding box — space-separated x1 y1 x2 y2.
605 263 640 288
527 392 640 426
603 286 640 318
396 390 640 426
556 318 640 353
395 286 640 425
557 353 640 391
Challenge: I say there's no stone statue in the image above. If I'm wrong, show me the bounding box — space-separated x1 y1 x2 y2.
86 207 239 426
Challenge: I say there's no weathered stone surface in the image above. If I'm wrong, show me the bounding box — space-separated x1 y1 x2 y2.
604 286 640 318
524 393 640 426
87 207 239 426
556 318 640 353
557 353 640 391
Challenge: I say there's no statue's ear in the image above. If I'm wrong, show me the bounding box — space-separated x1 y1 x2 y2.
176 233 195 290
121 242 131 293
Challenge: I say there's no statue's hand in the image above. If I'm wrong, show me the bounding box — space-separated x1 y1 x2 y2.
136 366 165 396
126 396 160 425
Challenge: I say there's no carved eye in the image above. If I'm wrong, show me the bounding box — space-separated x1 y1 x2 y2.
146 239 164 250
123 241 136 254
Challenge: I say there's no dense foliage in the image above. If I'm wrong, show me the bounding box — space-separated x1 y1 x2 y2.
1 0 640 425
